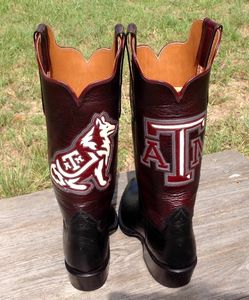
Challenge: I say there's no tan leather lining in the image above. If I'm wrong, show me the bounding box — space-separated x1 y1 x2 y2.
37 27 117 97
136 20 203 88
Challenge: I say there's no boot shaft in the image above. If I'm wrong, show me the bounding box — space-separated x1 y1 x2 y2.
127 19 222 229
34 24 125 221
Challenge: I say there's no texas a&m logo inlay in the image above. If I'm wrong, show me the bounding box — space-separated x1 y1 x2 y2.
50 112 117 194
141 112 206 186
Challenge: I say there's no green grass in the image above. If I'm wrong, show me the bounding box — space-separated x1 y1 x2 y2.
0 0 248 197
206 112 249 155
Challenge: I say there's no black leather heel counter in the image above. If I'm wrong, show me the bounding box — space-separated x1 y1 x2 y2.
164 208 197 269
63 212 109 273
146 208 196 269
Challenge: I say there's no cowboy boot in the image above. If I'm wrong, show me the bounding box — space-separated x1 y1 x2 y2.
34 24 125 291
119 18 222 287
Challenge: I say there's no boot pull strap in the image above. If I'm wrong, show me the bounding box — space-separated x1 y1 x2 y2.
114 24 125 118
126 24 137 120
114 24 125 53
196 18 223 73
114 23 125 85
126 23 137 81
33 24 51 76
34 24 52 114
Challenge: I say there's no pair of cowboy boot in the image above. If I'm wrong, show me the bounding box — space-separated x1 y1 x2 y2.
34 18 222 291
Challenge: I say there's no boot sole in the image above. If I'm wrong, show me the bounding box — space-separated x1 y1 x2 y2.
65 207 118 291
119 204 197 288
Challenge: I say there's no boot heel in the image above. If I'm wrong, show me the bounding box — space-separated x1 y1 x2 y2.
65 260 109 291
143 246 197 288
